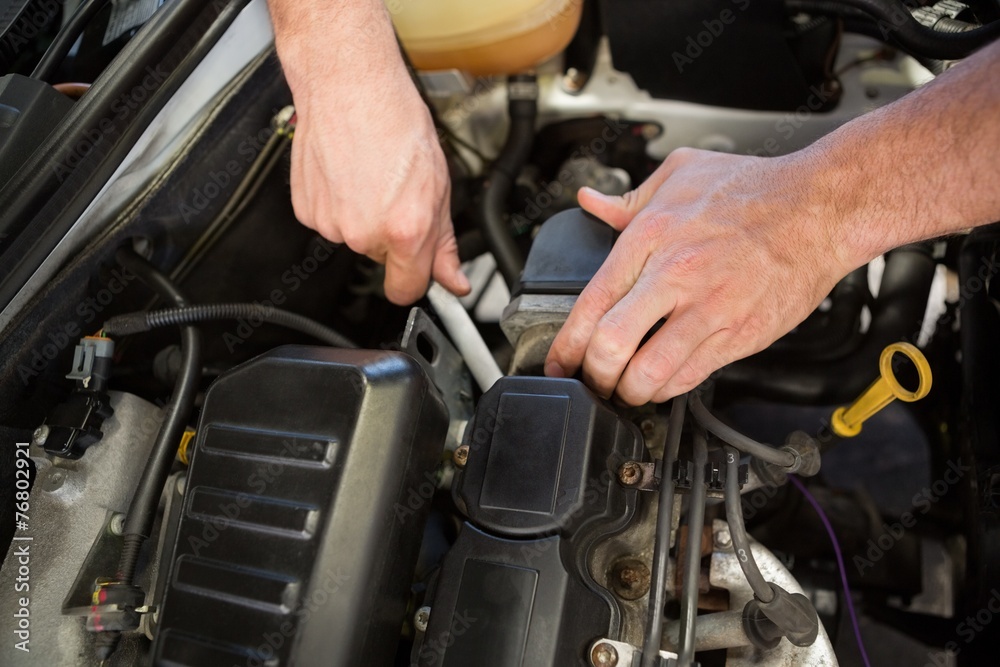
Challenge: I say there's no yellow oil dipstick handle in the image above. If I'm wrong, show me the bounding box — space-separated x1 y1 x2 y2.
830 342 933 438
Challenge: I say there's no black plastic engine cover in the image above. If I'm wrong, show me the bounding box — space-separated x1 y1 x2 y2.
415 524 613 667
153 346 448 667
454 376 644 540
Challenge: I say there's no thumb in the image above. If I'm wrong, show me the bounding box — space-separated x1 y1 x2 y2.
578 158 680 231
431 222 471 297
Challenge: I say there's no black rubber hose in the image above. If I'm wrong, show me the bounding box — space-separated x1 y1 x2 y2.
480 74 537 289
785 0 1000 59
677 428 708 667
720 244 937 404
102 303 357 348
114 248 201 581
31 0 111 81
689 391 797 468
724 446 775 602
641 394 687 667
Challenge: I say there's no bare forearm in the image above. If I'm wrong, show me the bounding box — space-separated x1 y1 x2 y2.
804 40 1000 267
266 0 407 98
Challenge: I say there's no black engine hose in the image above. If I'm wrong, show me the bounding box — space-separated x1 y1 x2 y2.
690 391 797 468
641 395 687 667
31 0 111 81
480 74 537 289
103 303 357 349
786 0 1000 60
676 428 708 667
720 244 937 404
114 248 202 583
724 446 775 602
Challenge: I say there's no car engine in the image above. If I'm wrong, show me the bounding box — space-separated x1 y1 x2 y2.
1 0 999 666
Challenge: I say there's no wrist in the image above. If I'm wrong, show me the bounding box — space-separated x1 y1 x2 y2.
785 135 892 274
269 0 406 103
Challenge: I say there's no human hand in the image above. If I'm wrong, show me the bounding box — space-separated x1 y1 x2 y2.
544 147 861 405
271 1 469 305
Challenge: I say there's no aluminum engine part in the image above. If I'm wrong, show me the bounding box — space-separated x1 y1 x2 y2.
706 518 838 665
0 392 164 666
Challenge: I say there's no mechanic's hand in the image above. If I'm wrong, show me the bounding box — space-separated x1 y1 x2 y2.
271 1 469 305
544 147 858 405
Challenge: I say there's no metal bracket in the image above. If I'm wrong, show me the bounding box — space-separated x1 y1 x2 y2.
401 307 474 450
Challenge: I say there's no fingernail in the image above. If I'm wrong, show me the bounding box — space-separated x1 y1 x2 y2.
455 271 471 294
545 361 564 378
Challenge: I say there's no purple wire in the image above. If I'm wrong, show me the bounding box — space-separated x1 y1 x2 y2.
788 475 872 667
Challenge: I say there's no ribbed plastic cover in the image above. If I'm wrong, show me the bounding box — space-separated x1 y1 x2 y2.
154 346 447 667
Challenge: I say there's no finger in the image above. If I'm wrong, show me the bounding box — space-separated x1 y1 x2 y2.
384 236 435 306
577 149 688 230
614 308 718 406
545 239 651 379
430 193 471 296
651 329 735 403
580 271 677 397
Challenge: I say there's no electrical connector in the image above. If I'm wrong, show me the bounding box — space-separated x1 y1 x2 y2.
742 583 820 649
66 335 115 391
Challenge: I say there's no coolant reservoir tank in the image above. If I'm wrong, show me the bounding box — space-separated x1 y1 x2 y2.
389 0 582 75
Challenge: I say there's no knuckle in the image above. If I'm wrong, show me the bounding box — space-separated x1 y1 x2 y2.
667 246 707 279
385 219 426 249
591 318 633 363
666 146 696 165
635 347 674 386
673 359 709 391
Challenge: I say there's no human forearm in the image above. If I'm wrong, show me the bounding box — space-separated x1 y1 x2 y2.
802 39 1000 268
264 1 468 304
267 0 409 98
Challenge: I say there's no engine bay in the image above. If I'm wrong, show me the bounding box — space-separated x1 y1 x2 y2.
2 1 1000 666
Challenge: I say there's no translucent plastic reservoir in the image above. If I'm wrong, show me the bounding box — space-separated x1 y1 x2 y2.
389 0 583 75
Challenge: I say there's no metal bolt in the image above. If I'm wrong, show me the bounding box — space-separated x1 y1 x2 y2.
453 445 470 469
640 419 656 440
562 67 588 94
41 468 66 492
591 642 619 667
618 461 642 487
109 514 125 536
641 123 662 140
714 529 732 550
610 558 651 600
32 425 49 446
414 606 431 633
